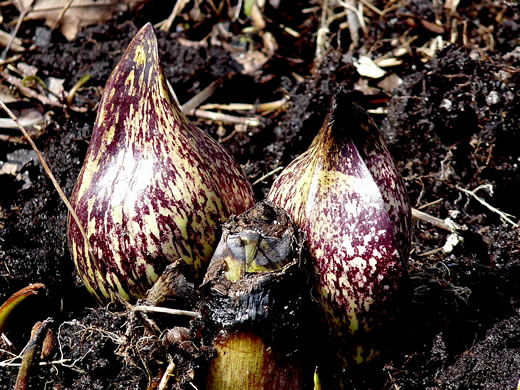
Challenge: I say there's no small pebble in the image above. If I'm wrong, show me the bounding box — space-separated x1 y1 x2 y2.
486 91 500 106
440 98 452 111
34 27 52 48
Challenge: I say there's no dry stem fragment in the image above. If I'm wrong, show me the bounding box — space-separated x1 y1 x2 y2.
456 184 518 228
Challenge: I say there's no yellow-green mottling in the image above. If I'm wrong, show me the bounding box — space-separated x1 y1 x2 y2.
268 92 412 368
67 23 254 302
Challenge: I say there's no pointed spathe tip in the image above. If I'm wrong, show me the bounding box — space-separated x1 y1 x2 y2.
116 23 158 64
95 20 164 138
137 22 155 38
110 21 159 79
129 22 157 49
330 88 357 124
328 88 372 138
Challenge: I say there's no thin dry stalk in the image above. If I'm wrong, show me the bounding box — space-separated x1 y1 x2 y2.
456 185 518 228
315 0 330 64
359 0 382 16
0 54 22 66
0 31 24 53
21 1 134 13
1 0 34 59
0 100 104 295
416 198 442 210
0 101 78 230
339 0 362 47
52 0 74 29
132 305 200 318
181 74 230 114
252 166 283 186
158 359 176 390
412 208 460 232
192 109 260 126
199 96 289 115
1 71 87 112
159 0 190 32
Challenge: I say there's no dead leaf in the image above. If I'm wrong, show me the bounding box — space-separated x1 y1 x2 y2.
421 19 445 35
375 57 403 68
354 56 386 78
377 73 403 92
0 83 19 103
17 63 38 77
262 31 278 57
444 0 460 13
233 50 269 75
0 149 39 190
17 0 148 41
46 77 65 103
250 4 266 30
0 162 18 175
354 78 380 96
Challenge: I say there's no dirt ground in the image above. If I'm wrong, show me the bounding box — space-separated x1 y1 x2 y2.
0 1 519 389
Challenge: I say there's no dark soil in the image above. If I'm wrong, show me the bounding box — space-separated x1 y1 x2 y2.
0 1 519 389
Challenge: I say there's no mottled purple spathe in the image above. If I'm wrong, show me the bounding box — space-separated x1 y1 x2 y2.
67 23 254 302
268 91 412 364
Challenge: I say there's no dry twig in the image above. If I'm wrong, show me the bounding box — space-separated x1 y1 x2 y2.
14 319 52 390
0 100 102 290
1 71 87 112
52 0 74 30
456 184 518 228
132 305 200 318
339 0 365 47
199 96 289 115
412 208 461 232
315 0 330 64
158 358 176 390
158 0 190 32
1 0 34 59
192 109 259 126
252 166 283 186
181 74 230 114
0 31 24 54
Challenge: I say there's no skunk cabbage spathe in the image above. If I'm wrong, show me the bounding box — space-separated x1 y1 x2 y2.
67 24 254 302
268 90 412 364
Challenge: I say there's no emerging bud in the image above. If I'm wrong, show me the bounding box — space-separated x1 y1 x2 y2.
67 24 254 302
201 201 314 390
268 90 412 367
